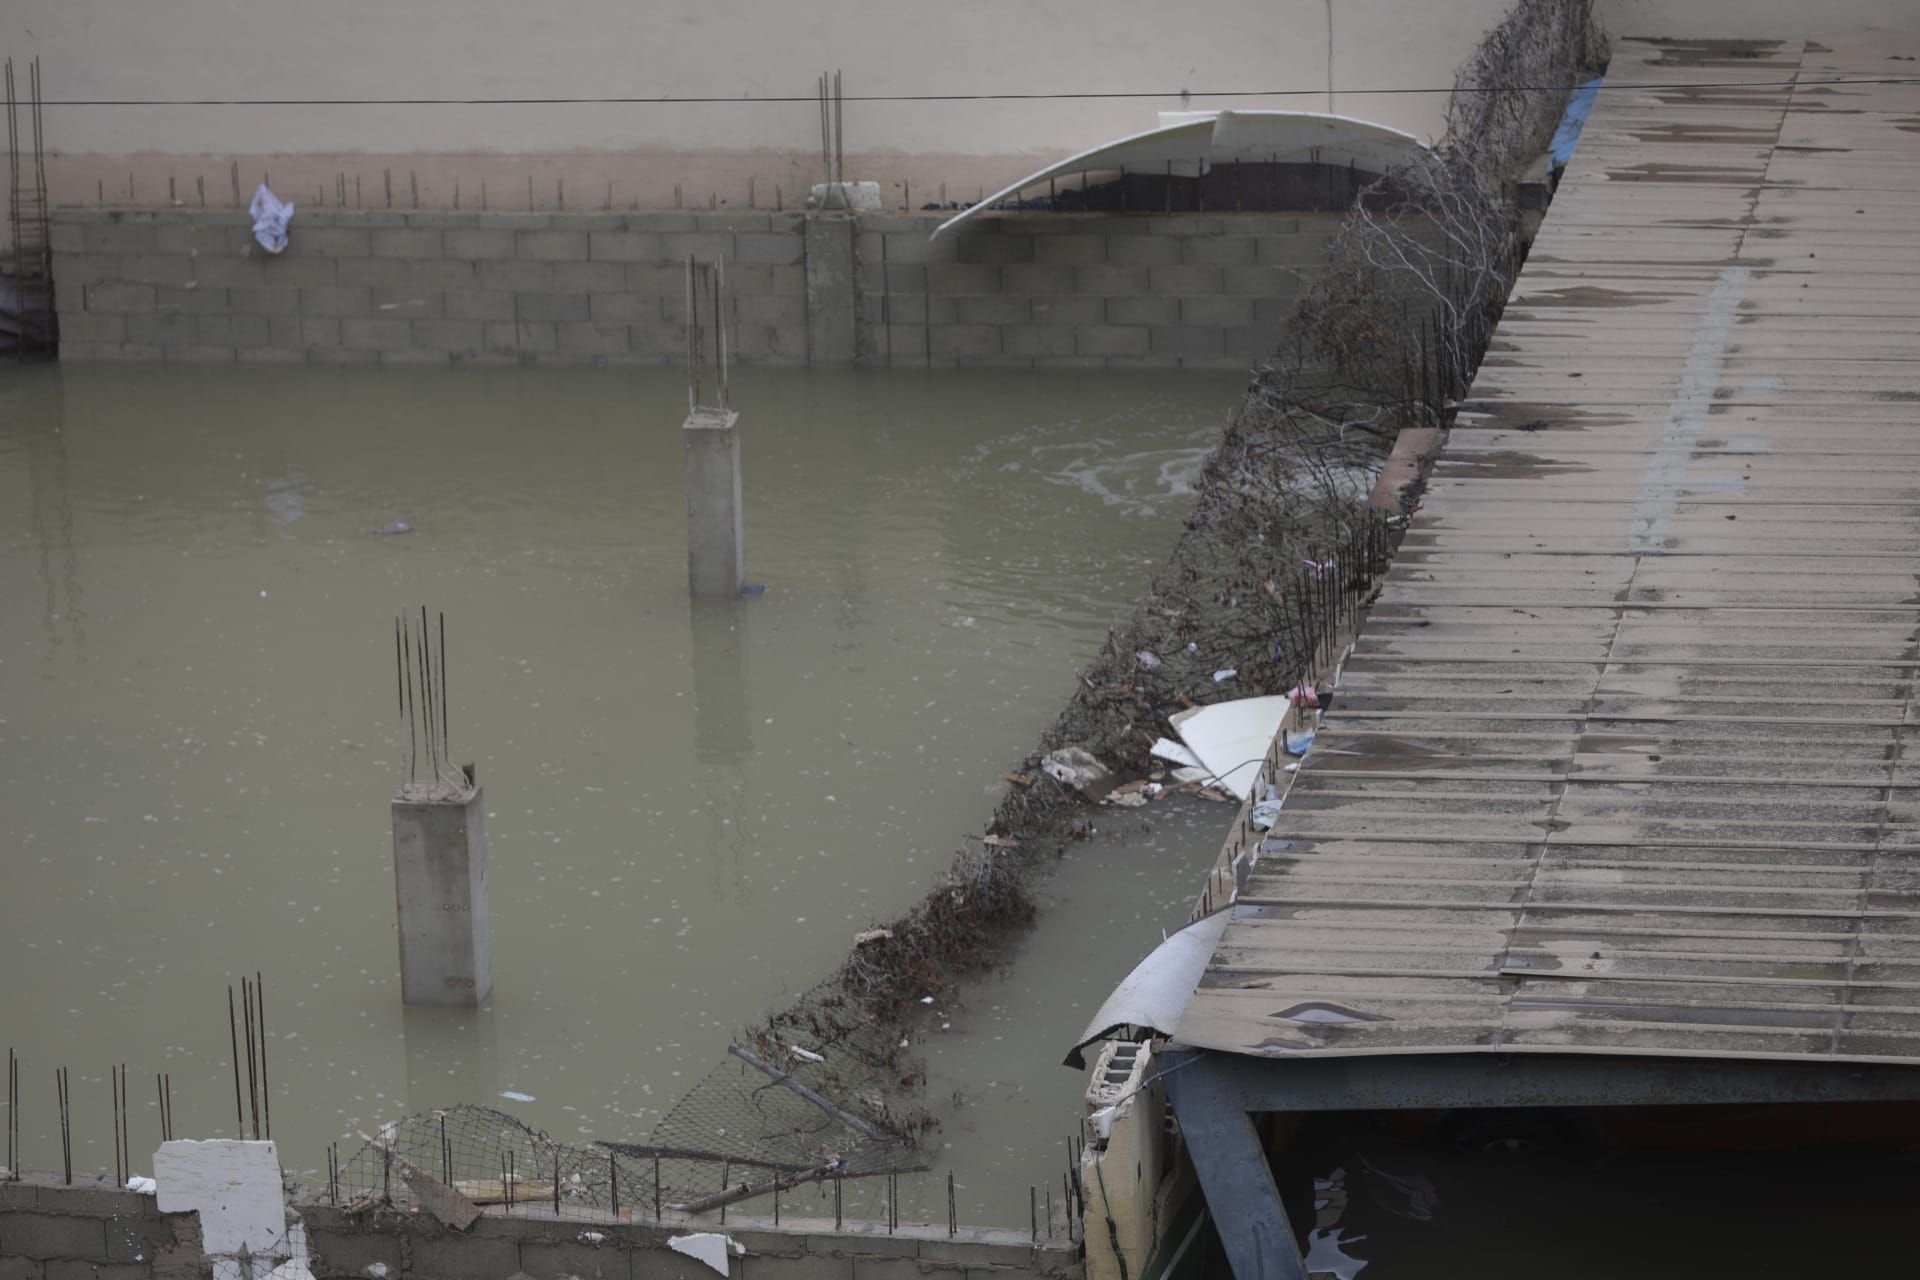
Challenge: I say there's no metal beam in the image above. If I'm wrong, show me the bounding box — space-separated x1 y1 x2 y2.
1159 1052 1306 1280
1158 1047 1920 1113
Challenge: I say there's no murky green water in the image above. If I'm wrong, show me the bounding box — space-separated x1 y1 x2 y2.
0 361 1238 1223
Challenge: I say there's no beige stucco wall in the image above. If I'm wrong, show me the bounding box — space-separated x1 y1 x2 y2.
1596 0 1918 38
3 0 1521 227
8 0 1912 246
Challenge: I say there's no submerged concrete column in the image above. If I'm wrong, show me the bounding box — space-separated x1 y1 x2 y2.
684 407 745 598
392 781 492 1006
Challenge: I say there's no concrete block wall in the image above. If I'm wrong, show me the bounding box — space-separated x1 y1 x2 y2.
2 1176 1078 1280
50 207 1344 370
298 1206 1078 1280
859 213 1344 370
0 1172 205 1280
50 208 810 367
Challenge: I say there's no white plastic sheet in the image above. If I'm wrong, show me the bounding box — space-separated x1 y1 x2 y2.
249 183 293 254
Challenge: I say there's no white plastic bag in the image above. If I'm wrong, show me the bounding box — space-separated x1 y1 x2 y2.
249 183 294 254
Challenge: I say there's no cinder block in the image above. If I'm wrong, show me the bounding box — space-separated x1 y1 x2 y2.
918 1239 1038 1267
80 222 158 254
199 314 271 347
60 253 127 285
371 227 443 257
126 312 196 346
1028 296 1104 325
444 290 517 322
414 319 485 354
301 287 371 317
660 232 732 262
696 212 774 232
589 292 655 323
622 212 698 232
45 1261 146 1280
300 317 343 347
929 325 1000 359
119 255 194 286
1180 295 1256 326
227 287 300 316
1147 215 1225 235
724 264 805 296
1106 295 1179 326
1255 235 1333 267
289 226 372 257
1 1212 107 1259
237 347 306 364
1222 263 1311 297
340 317 415 350
333 257 398 289
1073 263 1149 295
877 232 951 267
1151 324 1225 357
172 284 234 314
60 312 126 342
863 262 925 294
153 222 237 254
556 321 630 356
371 288 441 318
590 231 664 262
306 1227 403 1278
307 346 380 364
480 259 552 292
998 264 1075 295
419 259 483 290
164 344 238 363
516 292 590 323
488 320 556 353
444 228 517 259
1181 235 1256 266
53 267 88 317
50 223 84 254
1223 324 1281 358
476 212 553 230
734 294 806 329
734 232 804 266
954 295 1029 325
954 233 1033 266
1076 324 1149 357
1000 324 1076 357
83 282 156 313
380 349 452 365
553 261 628 293
1105 235 1181 266
269 315 303 347
1033 236 1105 266
518 1239 632 1280
518 230 591 261
1148 263 1223 295
410 1232 521 1279
166 254 256 292
847 1257 928 1280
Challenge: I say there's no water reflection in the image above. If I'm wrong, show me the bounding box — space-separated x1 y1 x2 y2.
687 600 752 767
403 1004 500 1115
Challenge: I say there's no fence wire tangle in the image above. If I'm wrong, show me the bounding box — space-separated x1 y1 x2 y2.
337 1087 923 1224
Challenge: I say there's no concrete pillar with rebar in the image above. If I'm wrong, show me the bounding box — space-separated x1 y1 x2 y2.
392 781 491 1006
390 609 491 1006
683 257 746 598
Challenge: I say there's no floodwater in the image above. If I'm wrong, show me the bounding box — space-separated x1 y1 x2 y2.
0 361 1241 1223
